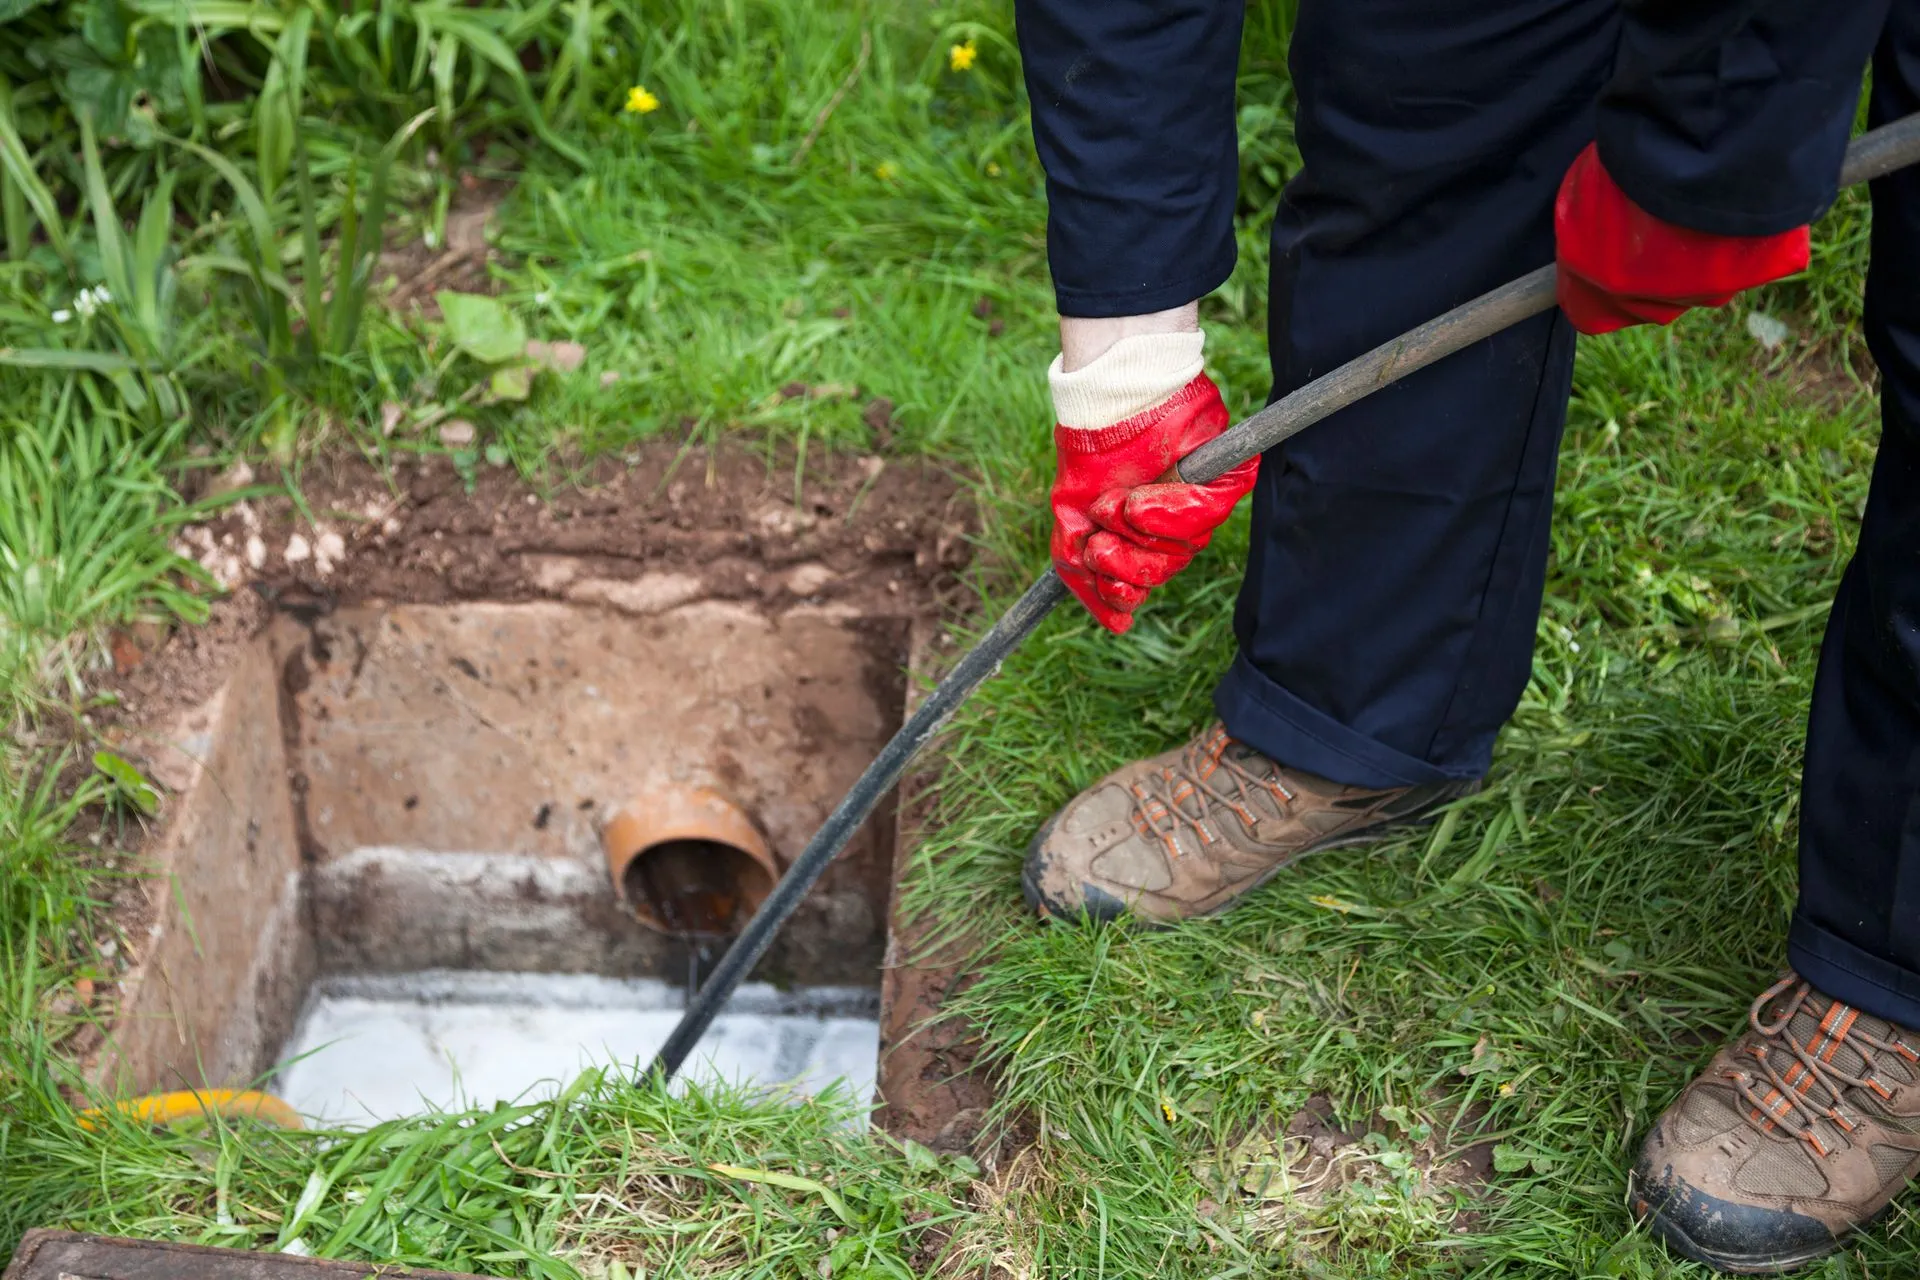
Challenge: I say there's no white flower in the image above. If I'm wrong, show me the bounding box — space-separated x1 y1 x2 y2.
72 285 112 319
51 309 71 324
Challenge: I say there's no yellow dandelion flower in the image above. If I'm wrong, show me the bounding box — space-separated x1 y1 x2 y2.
949 39 978 72
1498 1081 1516 1097
985 161 1002 177
875 162 898 182
1160 1096 1177 1124
625 85 660 115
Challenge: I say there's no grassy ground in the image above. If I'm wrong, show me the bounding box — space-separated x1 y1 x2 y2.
0 0 1899 1275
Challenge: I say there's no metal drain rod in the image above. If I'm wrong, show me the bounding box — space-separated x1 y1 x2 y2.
648 111 1920 1083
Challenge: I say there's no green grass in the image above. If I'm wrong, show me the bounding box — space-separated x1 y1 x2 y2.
0 0 1900 1275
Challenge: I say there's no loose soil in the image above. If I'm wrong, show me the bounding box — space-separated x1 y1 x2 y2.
115 437 973 731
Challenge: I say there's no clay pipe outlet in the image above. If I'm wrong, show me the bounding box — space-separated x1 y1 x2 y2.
603 786 778 937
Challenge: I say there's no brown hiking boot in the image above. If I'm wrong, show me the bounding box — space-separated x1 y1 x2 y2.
1020 722 1475 924
1631 974 1920 1273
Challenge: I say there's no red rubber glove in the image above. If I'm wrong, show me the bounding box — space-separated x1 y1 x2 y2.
1050 373 1259 634
1554 142 1810 336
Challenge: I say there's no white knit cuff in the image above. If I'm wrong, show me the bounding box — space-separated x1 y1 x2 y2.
1048 331 1206 431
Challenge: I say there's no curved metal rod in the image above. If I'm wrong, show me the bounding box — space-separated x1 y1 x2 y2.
649 111 1920 1083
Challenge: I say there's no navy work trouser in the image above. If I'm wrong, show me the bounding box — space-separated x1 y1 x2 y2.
1210 2 1920 1026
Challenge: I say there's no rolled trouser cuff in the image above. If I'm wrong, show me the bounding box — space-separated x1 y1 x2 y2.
1213 651 1475 789
1788 911 1920 1030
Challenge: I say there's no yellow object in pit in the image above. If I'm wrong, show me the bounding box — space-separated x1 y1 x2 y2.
78 1089 303 1131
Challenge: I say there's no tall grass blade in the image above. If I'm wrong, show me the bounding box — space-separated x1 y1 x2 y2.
0 85 71 268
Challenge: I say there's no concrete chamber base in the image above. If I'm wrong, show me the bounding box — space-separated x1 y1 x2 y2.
277 972 880 1125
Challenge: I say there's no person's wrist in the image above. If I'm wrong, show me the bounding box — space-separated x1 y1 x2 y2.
1059 303 1200 373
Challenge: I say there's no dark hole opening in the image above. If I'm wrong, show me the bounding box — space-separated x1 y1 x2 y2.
627 838 774 938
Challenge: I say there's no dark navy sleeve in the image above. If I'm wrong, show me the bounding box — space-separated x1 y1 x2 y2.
1013 1 1245 318
1598 0 1889 236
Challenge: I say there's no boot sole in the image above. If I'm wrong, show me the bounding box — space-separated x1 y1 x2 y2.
1628 1169 1868 1274
1022 780 1477 926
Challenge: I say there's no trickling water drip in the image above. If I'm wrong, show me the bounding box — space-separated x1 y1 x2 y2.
682 938 718 1009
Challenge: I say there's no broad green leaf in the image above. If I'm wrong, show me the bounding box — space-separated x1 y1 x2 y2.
1491 1144 1529 1174
1491 1144 1556 1174
438 291 525 364
488 363 533 401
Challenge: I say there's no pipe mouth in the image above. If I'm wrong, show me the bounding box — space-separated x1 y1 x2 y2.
602 787 777 937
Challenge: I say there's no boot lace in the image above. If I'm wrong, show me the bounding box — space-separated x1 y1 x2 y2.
1724 973 1920 1158
1128 730 1294 856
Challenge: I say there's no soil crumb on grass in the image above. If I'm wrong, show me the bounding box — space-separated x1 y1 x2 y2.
1191 1093 1494 1264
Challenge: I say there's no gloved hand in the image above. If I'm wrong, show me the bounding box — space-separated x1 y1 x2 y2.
1049 333 1258 634
1554 142 1810 336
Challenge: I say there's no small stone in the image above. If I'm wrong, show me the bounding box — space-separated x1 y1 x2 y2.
313 530 347 578
439 419 476 447
526 556 581 592
245 535 267 570
784 563 836 597
283 533 312 564
207 459 254 498
380 402 405 436
1746 310 1792 351
755 503 817 537
566 572 705 616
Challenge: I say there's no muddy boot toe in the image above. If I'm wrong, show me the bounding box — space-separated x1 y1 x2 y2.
1629 973 1920 1273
